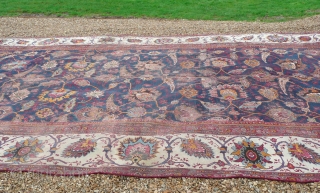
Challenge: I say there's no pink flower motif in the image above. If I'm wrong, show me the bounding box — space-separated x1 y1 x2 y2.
270 138 277 143
217 160 226 167
118 137 159 163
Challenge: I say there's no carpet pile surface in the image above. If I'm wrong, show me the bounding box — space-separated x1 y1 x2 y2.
0 34 320 182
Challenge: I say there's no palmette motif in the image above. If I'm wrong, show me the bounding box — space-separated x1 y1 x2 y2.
1 34 320 182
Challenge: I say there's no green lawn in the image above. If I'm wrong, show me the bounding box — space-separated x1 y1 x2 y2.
1 0 320 21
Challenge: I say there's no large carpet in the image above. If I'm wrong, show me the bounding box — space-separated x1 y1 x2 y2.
0 34 319 183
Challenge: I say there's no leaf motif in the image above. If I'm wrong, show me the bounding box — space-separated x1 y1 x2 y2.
52 67 63 77
168 53 177 65
255 163 265 169
261 151 271 157
6 147 17 152
196 69 216 76
230 52 238 60
292 73 313 81
20 100 35 112
242 140 249 147
261 52 270 63
231 149 241 156
35 147 44 153
239 101 262 111
63 98 76 112
278 77 290 95
240 77 250 88
30 139 39 147
258 88 279 101
108 83 118 89
85 68 95 77
14 65 38 79
106 94 119 113
0 93 4 102
200 101 225 112
228 69 246 75
23 139 29 146
163 77 175 93
265 67 273 71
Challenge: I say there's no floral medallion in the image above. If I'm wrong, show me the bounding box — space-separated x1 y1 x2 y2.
210 57 235 67
210 84 247 101
179 86 198 98
42 61 58 70
36 108 54 118
3 138 44 163
244 59 260 67
180 61 195 69
231 140 272 169
118 137 159 163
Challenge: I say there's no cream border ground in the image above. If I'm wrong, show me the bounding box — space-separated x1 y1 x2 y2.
1 34 320 46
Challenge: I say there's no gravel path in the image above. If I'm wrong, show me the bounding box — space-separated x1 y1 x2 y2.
0 172 319 192
0 15 320 38
0 16 320 192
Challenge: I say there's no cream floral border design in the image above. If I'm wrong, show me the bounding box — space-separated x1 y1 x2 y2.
0 34 319 47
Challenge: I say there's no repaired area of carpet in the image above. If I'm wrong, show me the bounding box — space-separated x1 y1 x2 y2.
0 34 320 183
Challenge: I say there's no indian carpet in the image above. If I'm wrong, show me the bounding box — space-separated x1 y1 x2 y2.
0 34 320 183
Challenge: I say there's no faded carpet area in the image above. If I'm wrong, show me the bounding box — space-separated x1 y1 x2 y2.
0 34 320 191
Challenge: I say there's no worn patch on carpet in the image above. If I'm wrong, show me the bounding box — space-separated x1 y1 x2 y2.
0 34 320 182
